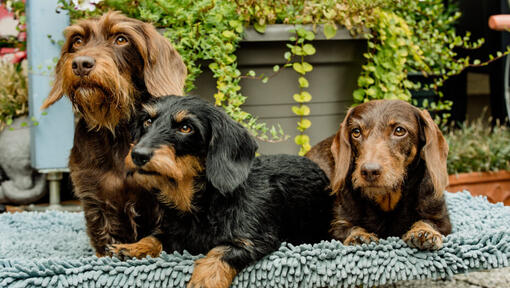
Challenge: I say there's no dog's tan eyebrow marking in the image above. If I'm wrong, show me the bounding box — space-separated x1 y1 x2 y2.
174 110 189 122
110 23 138 37
142 104 158 118
65 25 86 38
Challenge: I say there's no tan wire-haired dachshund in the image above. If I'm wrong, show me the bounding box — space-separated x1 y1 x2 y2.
307 100 451 250
41 11 187 257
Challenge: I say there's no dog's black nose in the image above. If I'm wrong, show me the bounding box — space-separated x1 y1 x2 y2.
361 162 382 182
72 56 95 76
131 147 153 167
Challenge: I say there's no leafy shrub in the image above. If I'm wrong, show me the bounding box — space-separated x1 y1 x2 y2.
0 60 28 130
58 0 508 154
446 117 510 174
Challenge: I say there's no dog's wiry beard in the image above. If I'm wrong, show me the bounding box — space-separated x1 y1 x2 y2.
352 173 405 212
70 83 134 133
63 59 136 134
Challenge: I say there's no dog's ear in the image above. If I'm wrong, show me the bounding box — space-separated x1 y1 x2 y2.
142 23 187 97
41 58 65 109
206 109 258 195
418 109 449 196
331 108 353 194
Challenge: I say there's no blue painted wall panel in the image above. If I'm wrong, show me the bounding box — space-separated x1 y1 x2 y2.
27 0 74 171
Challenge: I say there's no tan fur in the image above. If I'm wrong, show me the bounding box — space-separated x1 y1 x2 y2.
175 110 189 122
109 236 163 259
344 227 379 246
329 218 352 236
142 103 158 118
126 146 204 212
402 220 443 250
188 246 237 288
369 188 402 212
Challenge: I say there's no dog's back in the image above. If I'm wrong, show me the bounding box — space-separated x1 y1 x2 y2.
250 154 334 244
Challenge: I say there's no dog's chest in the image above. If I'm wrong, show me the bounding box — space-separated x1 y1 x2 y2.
362 203 418 237
160 208 235 254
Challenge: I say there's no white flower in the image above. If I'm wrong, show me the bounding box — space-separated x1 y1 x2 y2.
71 0 102 12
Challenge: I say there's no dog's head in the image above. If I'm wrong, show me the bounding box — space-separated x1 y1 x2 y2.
331 100 448 211
42 11 187 132
125 95 258 212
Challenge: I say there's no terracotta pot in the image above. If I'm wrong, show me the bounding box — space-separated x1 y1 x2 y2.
447 170 510 206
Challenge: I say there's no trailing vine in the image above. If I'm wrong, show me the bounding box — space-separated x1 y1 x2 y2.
58 0 510 152
289 27 315 156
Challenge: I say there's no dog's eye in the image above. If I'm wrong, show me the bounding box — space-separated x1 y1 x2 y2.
179 124 193 134
72 36 83 48
115 35 129 46
143 119 152 128
351 128 361 139
394 126 407 137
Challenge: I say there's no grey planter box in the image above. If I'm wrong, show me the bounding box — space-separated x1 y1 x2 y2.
193 25 365 155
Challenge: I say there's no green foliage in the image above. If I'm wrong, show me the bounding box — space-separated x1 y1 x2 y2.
354 9 421 104
355 0 510 127
58 0 509 149
0 61 28 130
446 117 510 174
288 27 315 155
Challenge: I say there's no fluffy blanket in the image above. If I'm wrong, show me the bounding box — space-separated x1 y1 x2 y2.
0 191 509 287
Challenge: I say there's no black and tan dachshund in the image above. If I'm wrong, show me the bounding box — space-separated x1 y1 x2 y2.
307 99 451 251
111 95 334 288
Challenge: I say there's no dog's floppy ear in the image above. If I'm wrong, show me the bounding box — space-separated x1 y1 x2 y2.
331 108 353 194
142 23 187 97
41 57 65 109
206 108 258 195
418 109 449 196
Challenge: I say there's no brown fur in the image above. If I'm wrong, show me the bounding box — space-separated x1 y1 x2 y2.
42 11 186 131
41 12 186 256
308 100 451 250
125 145 204 212
108 235 163 259
305 135 335 180
188 246 237 288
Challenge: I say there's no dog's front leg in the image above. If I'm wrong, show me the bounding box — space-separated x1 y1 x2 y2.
82 200 123 257
188 246 238 288
107 235 163 260
331 218 379 246
403 191 451 250
188 239 273 288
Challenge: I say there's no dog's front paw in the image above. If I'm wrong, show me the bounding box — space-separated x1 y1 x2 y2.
107 236 162 260
343 227 379 246
187 246 237 288
403 221 443 250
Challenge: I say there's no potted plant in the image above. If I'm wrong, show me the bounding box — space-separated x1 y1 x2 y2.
446 116 510 205
59 0 508 155
0 59 47 205
0 1 46 205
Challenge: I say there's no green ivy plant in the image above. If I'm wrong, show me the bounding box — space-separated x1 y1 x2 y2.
289 27 315 155
59 0 510 152
354 0 510 126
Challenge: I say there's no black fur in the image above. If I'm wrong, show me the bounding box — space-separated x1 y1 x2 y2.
129 95 334 272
